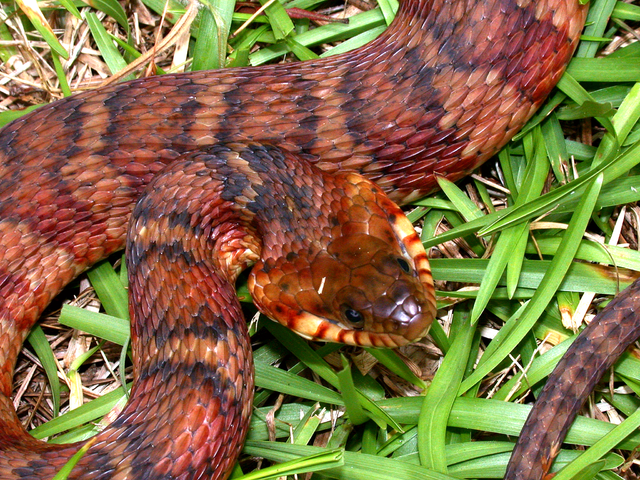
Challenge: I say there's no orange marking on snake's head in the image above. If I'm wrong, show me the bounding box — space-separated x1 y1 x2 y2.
248 173 436 347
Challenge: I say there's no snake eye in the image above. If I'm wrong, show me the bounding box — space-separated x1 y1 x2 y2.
396 257 411 274
341 305 364 329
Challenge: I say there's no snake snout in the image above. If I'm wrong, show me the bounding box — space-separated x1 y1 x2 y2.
370 280 432 343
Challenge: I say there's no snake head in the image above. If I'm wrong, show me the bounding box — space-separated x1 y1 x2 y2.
248 173 437 348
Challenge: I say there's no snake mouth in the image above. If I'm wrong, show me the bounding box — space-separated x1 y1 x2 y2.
383 198 438 338
284 311 429 348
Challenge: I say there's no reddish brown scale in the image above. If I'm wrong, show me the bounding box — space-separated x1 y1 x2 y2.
0 0 593 478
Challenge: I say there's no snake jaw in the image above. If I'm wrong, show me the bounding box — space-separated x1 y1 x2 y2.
377 193 438 331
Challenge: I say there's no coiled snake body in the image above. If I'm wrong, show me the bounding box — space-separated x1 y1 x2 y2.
0 0 619 478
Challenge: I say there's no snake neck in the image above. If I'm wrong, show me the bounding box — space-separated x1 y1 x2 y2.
125 142 343 287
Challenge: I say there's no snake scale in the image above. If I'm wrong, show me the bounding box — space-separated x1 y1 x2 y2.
2 0 630 478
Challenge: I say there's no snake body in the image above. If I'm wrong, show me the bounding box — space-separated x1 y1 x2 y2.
0 0 598 478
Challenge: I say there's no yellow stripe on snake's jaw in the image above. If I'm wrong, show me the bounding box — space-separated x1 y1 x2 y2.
248 173 437 348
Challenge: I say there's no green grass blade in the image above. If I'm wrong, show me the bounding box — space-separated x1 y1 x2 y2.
460 174 603 393
418 306 474 472
27 326 61 416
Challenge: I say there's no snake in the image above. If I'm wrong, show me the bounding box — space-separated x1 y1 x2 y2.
0 0 616 477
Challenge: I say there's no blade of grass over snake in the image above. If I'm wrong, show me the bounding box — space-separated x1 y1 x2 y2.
377 0 400 24
30 384 132 440
459 174 603 394
321 26 388 57
0 105 42 128
52 438 97 480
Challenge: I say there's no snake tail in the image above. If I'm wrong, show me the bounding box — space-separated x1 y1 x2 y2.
505 278 640 480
